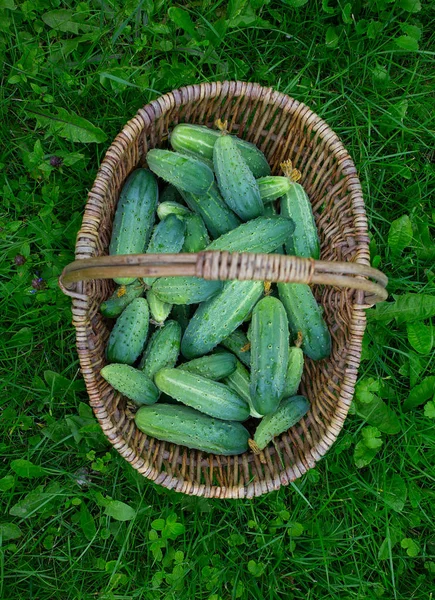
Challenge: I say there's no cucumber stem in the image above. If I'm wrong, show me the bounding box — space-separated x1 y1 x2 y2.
280 159 301 183
215 118 229 135
295 331 303 348
241 342 251 353
264 281 272 295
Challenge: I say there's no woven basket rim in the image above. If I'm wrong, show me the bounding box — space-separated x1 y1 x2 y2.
68 80 373 499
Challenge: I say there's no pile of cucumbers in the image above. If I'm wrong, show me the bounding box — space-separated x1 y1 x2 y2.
100 121 331 456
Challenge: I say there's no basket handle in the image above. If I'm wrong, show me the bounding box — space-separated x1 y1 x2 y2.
59 251 388 306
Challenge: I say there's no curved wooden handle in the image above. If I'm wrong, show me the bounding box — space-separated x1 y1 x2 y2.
59 251 388 306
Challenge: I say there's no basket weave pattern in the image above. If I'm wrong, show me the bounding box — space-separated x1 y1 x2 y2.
67 82 375 498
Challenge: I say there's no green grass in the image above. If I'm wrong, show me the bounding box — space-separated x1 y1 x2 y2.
1 1 435 599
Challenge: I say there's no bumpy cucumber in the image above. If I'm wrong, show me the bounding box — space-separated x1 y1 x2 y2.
258 176 291 203
253 396 310 450
160 184 183 204
154 368 250 421
101 364 158 406
100 282 144 318
182 214 210 252
281 183 320 259
147 288 172 325
221 329 251 367
147 149 214 195
207 216 294 253
138 320 181 380
109 169 158 285
214 132 263 221
179 183 241 239
250 297 289 416
223 360 263 419
152 277 222 305
143 214 185 286
263 202 277 216
106 298 149 365
157 201 190 220
277 283 331 361
135 404 250 455
181 280 264 359
178 352 237 380
283 345 304 398
170 123 271 178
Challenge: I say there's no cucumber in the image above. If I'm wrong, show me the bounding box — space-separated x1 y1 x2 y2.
283 344 304 398
277 283 331 361
147 149 214 195
178 183 241 239
258 176 291 203
101 364 158 406
135 404 250 455
250 297 289 416
143 214 185 286
160 184 183 204
154 368 249 421
170 123 270 178
106 298 149 365
109 168 158 285
213 131 264 221
253 396 310 451
281 183 320 259
263 201 277 216
223 360 263 419
152 277 222 305
100 282 144 318
207 216 294 253
138 320 181 380
182 214 210 252
181 280 264 359
157 201 190 220
178 352 237 380
147 288 172 325
153 216 294 305
220 329 251 367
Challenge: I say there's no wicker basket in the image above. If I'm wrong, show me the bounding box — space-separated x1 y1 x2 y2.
59 81 388 499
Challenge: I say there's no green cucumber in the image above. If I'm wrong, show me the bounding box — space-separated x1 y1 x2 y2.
223 360 263 419
283 344 304 398
281 183 320 259
263 202 277 216
207 216 294 253
106 298 149 365
253 396 310 451
109 168 158 285
135 404 250 455
213 132 263 221
160 184 183 204
100 282 144 318
182 214 210 252
181 280 264 359
155 368 249 421
143 214 185 286
157 201 190 220
178 183 241 239
170 123 270 177
277 283 331 361
138 320 181 380
152 277 222 305
147 149 214 195
220 329 251 367
101 364 158 406
258 176 291 203
178 352 237 380
147 288 172 325
250 297 289 416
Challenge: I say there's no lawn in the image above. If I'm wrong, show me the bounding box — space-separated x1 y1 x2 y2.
1 1 435 599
